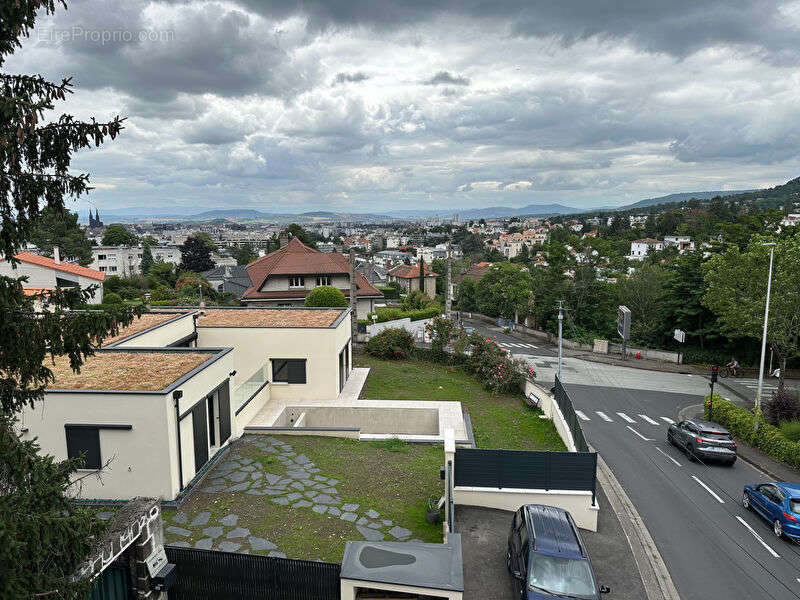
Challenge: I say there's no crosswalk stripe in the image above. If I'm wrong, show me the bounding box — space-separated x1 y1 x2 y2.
575 410 590 421
638 414 660 425
661 417 675 424
616 412 636 423
596 411 613 422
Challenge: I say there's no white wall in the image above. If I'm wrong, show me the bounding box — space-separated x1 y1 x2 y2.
0 260 56 287
110 313 196 348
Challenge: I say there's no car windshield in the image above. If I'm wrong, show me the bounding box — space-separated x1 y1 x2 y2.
790 498 800 514
529 553 596 597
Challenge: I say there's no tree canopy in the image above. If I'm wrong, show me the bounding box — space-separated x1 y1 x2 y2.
101 223 138 246
475 262 532 318
305 285 348 307
179 235 214 273
29 205 93 266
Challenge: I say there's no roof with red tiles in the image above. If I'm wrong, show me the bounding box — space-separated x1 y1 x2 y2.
242 237 382 300
7 252 105 281
388 263 439 279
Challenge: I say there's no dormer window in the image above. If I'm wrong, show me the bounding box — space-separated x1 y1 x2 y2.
316 276 331 287
289 276 305 288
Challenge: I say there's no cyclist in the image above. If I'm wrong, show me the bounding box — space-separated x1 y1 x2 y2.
726 357 741 377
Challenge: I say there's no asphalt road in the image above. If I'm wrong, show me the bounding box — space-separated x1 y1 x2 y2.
567 382 800 600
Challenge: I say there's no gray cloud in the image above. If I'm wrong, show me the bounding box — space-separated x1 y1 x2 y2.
425 71 470 86
333 71 370 85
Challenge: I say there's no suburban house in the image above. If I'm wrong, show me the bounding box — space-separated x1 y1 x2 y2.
201 264 252 297
0 250 105 303
17 306 353 501
663 235 695 253
452 261 492 299
387 262 438 298
91 244 181 276
628 238 664 260
241 237 384 314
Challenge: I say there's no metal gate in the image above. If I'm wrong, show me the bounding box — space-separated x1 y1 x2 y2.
88 558 134 600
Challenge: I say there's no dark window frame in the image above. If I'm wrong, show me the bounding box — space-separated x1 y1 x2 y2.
271 358 307 384
65 426 102 470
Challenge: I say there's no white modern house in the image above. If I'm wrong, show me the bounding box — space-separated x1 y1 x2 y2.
90 245 181 276
663 236 695 253
628 238 664 260
0 250 105 304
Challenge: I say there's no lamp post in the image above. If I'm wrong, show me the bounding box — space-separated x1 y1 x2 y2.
754 242 776 431
557 300 564 382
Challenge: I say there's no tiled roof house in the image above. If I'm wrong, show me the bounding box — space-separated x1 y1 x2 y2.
0 250 105 304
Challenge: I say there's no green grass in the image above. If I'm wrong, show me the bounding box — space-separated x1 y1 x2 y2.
356 353 566 451
162 435 442 562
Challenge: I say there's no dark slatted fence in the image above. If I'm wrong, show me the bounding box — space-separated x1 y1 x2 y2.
165 546 341 600
554 375 590 453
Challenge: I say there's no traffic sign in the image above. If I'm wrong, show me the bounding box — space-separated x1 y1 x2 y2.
674 329 686 343
617 306 631 340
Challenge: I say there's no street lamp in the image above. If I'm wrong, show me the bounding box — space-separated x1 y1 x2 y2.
754 242 776 431
557 300 564 382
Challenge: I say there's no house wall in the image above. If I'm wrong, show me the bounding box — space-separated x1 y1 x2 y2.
0 261 103 303
109 313 196 348
260 274 350 292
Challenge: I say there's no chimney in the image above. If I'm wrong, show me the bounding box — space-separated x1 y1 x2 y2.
53 247 60 264
279 231 289 248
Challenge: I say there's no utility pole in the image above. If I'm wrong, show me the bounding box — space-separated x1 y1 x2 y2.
557 300 564 382
349 249 358 342
754 242 776 431
445 242 452 318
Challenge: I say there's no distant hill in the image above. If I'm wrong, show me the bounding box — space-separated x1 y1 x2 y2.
386 203 580 219
618 189 756 211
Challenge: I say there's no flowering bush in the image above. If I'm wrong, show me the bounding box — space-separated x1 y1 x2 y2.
365 327 415 360
465 332 533 393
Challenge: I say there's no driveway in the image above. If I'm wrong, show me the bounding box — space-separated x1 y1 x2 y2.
454 483 646 600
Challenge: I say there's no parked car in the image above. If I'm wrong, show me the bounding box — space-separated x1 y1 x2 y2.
507 504 610 599
742 482 800 541
667 419 737 465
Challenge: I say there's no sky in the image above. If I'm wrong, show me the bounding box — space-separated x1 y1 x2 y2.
6 0 800 215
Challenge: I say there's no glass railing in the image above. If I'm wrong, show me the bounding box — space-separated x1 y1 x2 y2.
233 365 269 411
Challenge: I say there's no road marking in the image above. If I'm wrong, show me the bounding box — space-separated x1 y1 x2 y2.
655 447 681 467
736 516 780 558
575 410 590 421
596 411 613 422
638 414 660 425
661 417 675 424
626 426 653 441
616 412 636 423
692 476 725 504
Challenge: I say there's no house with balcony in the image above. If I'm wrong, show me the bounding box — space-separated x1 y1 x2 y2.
0 250 105 304
90 245 181 276
241 237 383 314
628 238 664 260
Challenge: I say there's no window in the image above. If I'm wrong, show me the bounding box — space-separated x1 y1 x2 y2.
289 276 305 288
65 426 101 469
99 266 106 272
316 276 331 287
109 266 118 272
107 254 116 260
97 254 106 260
272 359 307 384
137 253 143 259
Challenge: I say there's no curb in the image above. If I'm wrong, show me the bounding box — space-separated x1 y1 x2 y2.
711 377 751 404
594 452 680 600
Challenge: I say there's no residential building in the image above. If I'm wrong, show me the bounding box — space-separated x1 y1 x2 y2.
201 265 252 297
452 261 492 299
663 236 695 253
91 245 181 276
629 238 664 260
0 250 105 304
387 262 438 298
241 237 383 314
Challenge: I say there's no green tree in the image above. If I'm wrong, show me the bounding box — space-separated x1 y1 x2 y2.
418 256 426 294
459 232 484 256
475 262 532 318
29 206 93 265
148 261 177 288
101 223 138 246
0 4 135 597
618 263 669 345
661 252 718 349
140 243 154 274
305 285 348 307
704 233 800 393
234 244 258 265
193 231 218 253
286 223 316 248
455 277 477 311
179 235 214 273
140 234 158 245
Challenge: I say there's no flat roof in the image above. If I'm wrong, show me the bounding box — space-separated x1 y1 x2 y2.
340 535 463 592
197 307 345 328
102 312 192 346
47 351 213 391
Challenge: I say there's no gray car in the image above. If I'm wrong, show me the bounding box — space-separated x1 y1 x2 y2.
667 419 737 465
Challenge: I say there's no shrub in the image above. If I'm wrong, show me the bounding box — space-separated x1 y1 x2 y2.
376 285 399 299
149 285 177 301
103 292 123 304
764 390 800 425
368 306 442 323
401 290 431 311
704 395 800 469
305 285 348 307
365 328 415 360
779 420 800 443
465 332 532 394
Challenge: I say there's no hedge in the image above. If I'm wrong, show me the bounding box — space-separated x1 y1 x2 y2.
376 285 399 299
369 306 441 323
705 395 800 470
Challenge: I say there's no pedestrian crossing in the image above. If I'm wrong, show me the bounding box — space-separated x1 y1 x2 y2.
497 341 538 350
735 378 778 392
576 410 676 426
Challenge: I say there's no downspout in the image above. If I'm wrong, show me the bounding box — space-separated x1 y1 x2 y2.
173 390 184 490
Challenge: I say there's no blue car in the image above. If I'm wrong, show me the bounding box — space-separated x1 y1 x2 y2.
742 482 800 541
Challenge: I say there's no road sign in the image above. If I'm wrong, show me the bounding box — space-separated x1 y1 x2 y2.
674 329 686 343
617 306 631 340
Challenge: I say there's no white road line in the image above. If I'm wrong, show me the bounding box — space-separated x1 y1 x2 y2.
626 426 653 441
661 417 675 424
638 414 660 425
692 476 725 504
736 516 780 558
655 447 681 467
616 412 636 423
596 411 613 422
575 410 590 421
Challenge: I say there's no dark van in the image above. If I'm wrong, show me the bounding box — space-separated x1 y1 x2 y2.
507 504 610 599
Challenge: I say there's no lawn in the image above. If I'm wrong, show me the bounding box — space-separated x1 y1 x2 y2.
162 434 442 562
356 353 566 451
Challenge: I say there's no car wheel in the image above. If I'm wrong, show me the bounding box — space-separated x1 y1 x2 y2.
667 432 674 446
742 492 750 510
774 520 784 539
686 446 697 462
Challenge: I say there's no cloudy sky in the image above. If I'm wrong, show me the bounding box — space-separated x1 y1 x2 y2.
7 0 800 215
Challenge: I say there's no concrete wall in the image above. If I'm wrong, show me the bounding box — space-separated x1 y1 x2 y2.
524 379 577 452
366 316 434 339
110 313 196 348
341 579 462 600
453 487 598 532
275 406 440 435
